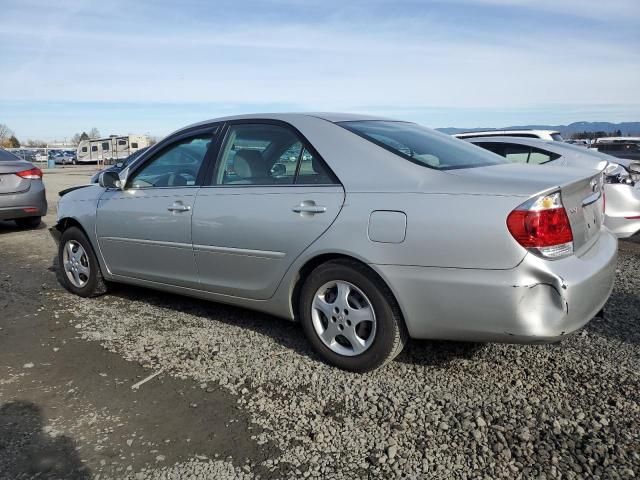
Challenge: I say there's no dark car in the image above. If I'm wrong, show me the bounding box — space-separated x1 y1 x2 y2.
591 141 640 161
90 147 149 183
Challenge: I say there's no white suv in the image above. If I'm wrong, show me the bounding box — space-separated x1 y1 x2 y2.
454 129 564 141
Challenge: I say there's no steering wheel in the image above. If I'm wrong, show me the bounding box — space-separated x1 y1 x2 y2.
167 168 196 186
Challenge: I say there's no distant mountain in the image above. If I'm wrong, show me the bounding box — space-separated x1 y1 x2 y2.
437 122 640 137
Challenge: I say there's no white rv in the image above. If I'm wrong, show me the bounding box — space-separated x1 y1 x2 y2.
76 135 149 164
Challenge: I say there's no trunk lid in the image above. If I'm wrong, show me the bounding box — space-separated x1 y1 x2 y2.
447 163 604 255
561 172 605 254
0 161 32 194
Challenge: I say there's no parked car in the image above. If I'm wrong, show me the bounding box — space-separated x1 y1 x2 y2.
454 129 564 141
51 113 616 372
0 149 47 227
90 147 149 183
51 151 75 165
591 138 640 161
465 136 640 238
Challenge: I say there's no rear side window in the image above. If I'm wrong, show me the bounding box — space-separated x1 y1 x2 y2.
339 121 506 170
81 147 88 153
102 142 110 151
91 146 98 152
0 149 19 161
131 142 139 148
213 123 336 185
529 147 560 164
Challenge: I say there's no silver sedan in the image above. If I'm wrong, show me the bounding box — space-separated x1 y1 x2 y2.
466 136 640 238
50 114 617 372
0 149 47 228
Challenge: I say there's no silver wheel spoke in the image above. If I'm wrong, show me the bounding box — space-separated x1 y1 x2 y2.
349 305 374 326
313 295 335 320
72 268 81 286
335 282 351 310
320 323 337 345
343 328 367 355
78 264 90 277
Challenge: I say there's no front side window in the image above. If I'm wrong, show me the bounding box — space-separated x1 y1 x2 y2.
131 142 139 148
81 147 88 152
102 142 110 151
128 136 212 189
213 123 335 185
118 140 127 146
339 121 506 170
91 146 98 152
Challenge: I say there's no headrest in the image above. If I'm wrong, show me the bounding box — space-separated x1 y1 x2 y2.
234 149 265 179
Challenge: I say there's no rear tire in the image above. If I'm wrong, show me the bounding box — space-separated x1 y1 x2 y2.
299 259 408 372
57 226 108 298
15 217 41 229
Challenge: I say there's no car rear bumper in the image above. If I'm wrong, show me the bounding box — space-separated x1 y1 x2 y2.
374 228 618 342
0 182 48 220
604 183 640 238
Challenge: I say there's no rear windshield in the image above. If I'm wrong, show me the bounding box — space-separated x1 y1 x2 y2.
338 121 507 170
0 149 19 161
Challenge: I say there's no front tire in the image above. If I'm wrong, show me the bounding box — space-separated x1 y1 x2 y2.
299 259 407 372
57 226 108 297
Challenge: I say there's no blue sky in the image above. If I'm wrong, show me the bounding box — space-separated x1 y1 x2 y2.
1 0 638 141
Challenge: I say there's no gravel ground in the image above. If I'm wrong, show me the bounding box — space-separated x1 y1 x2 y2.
49 242 639 479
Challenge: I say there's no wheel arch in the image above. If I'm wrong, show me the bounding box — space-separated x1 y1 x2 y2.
290 253 408 331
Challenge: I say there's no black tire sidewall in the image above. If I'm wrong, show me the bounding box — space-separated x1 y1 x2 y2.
300 262 399 372
58 227 101 297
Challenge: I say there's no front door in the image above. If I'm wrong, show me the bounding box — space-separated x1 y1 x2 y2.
96 131 216 288
192 121 344 299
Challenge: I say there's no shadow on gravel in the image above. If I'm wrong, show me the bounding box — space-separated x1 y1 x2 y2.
587 294 640 345
0 401 90 479
104 281 322 361
0 219 48 235
396 339 486 367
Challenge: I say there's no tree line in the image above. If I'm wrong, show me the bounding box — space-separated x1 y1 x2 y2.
0 123 101 148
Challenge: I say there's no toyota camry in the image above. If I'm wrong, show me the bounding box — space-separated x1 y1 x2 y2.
50 113 617 372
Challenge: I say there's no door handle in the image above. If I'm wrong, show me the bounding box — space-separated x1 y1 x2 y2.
168 203 191 212
292 203 326 214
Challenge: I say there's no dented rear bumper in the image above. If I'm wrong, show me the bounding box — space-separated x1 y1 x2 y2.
373 228 618 342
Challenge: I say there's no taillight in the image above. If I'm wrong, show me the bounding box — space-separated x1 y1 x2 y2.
507 191 573 259
16 167 43 180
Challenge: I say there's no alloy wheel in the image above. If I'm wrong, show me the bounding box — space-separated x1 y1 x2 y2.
311 280 377 356
62 240 90 288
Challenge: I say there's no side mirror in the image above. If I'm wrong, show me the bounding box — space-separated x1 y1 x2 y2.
99 171 123 189
116 162 124 168
629 162 640 175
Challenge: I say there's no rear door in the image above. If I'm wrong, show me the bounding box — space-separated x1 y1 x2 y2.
96 127 218 287
192 121 344 299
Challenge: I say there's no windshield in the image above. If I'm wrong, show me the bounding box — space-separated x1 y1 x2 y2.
551 133 564 141
338 121 507 170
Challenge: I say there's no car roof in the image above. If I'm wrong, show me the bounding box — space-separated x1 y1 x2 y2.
177 112 396 133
